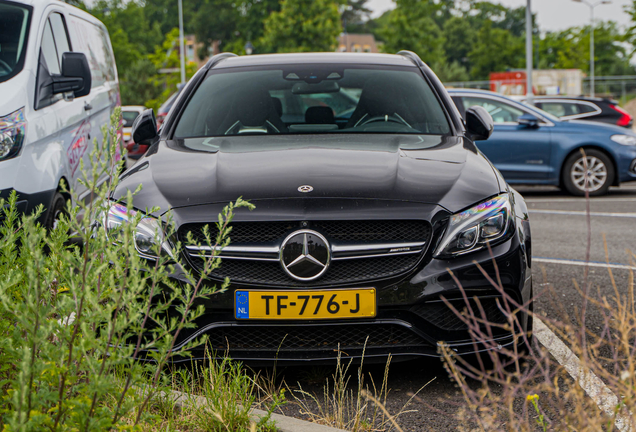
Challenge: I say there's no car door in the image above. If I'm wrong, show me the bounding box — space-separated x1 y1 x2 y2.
35 10 90 199
67 14 120 200
454 95 553 183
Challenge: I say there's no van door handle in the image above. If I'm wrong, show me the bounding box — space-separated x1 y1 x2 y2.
84 103 92 111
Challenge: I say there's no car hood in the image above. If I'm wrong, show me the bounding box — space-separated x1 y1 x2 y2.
116 134 503 215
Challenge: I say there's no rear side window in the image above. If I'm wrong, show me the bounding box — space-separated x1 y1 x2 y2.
174 65 451 137
575 103 597 114
0 0 32 83
68 16 116 87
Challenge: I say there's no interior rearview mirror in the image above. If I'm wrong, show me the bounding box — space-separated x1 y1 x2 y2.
132 109 159 145
52 52 92 98
518 113 540 128
465 106 494 141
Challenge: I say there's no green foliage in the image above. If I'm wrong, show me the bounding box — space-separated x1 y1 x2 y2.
261 0 344 53
467 20 525 80
379 0 446 67
146 29 198 112
0 109 258 430
537 23 632 75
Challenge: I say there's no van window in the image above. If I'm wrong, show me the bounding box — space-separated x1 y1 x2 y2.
0 0 32 83
49 13 71 68
69 16 115 88
41 20 60 74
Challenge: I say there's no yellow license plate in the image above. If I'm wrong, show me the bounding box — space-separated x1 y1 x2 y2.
235 288 376 320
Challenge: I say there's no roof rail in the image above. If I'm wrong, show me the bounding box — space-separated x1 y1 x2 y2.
205 52 238 70
397 50 424 67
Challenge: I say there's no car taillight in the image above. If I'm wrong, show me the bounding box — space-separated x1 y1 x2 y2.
156 114 167 130
610 104 633 127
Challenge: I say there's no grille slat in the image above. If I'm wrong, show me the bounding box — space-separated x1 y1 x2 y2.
207 324 429 352
178 220 431 286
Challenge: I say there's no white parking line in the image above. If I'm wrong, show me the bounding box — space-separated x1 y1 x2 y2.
533 257 636 271
529 209 636 218
534 318 632 431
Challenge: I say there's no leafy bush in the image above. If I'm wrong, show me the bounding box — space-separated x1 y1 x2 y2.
0 109 276 431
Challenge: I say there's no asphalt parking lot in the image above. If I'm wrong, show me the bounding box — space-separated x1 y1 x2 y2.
277 183 636 431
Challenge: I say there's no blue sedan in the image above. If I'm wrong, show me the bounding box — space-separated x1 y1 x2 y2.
448 89 636 195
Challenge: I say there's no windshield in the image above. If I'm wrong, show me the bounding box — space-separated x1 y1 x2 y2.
0 1 31 83
174 65 451 137
122 110 140 127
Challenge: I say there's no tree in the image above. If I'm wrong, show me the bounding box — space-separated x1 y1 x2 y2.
467 20 524 79
146 29 198 111
223 0 281 54
260 0 344 53
342 0 371 32
379 0 446 67
443 16 476 71
89 0 163 105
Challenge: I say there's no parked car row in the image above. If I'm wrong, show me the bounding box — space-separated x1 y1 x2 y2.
523 95 633 128
449 90 636 196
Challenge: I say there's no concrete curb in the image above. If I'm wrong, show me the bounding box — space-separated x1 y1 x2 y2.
167 389 348 432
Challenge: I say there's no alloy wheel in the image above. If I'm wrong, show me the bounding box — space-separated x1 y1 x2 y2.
570 155 608 193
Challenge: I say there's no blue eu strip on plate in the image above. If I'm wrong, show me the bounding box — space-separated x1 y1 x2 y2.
235 291 249 319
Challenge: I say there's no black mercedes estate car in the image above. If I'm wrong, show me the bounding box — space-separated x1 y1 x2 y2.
114 51 533 364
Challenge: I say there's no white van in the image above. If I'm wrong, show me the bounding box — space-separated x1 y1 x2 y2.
0 0 120 229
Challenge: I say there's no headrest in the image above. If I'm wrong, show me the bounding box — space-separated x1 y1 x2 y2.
271 97 283 117
305 106 335 124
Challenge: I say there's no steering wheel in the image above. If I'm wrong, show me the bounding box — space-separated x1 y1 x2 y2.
357 114 410 128
0 59 11 75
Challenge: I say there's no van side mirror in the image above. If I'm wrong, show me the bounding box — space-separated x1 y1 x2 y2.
132 109 159 145
518 113 539 128
52 52 92 98
465 106 494 141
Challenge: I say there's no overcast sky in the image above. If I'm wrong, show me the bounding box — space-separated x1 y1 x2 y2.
367 0 632 32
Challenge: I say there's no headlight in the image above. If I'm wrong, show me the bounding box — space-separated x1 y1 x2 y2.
104 202 173 259
434 194 511 258
611 134 636 146
0 107 26 161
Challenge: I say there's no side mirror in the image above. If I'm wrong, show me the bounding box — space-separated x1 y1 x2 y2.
52 52 92 97
465 106 494 141
518 113 539 128
132 109 158 145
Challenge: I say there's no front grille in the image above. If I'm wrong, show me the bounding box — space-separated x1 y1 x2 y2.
411 297 508 332
206 323 429 352
179 220 431 245
179 219 432 286
190 253 421 286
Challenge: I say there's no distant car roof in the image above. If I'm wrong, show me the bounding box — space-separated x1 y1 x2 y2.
529 95 619 105
122 105 146 111
213 53 418 69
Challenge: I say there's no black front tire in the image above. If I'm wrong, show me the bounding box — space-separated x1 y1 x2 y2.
45 192 67 231
562 149 614 196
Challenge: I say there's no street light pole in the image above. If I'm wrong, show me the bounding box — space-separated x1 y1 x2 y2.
178 0 186 85
525 0 533 105
572 0 611 98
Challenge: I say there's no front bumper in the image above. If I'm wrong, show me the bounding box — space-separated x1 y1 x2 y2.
154 232 532 365
0 188 56 224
